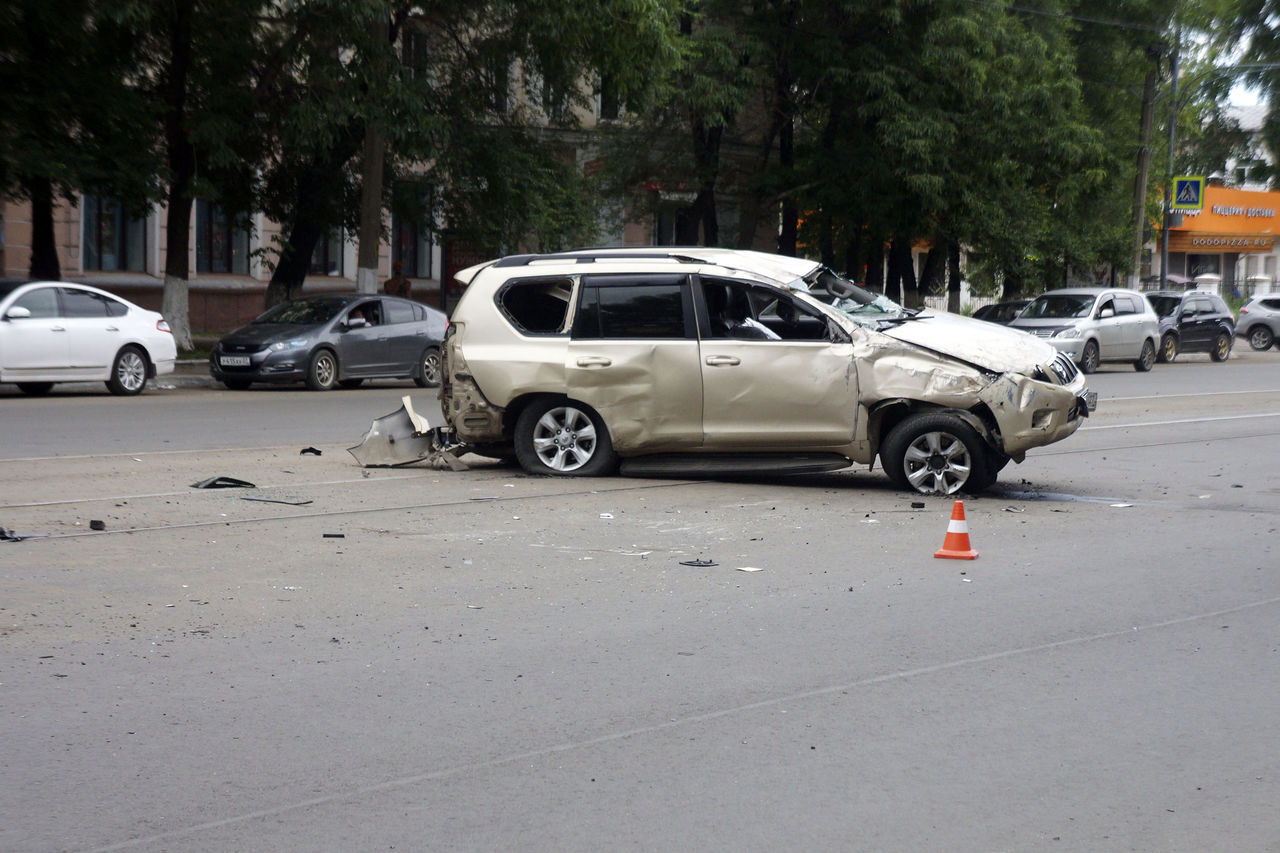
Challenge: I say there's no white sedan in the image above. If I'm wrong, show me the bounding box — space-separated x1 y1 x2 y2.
0 281 176 395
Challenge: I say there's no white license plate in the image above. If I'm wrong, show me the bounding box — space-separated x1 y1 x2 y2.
220 355 251 367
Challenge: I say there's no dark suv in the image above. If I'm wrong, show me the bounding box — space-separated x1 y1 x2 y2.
1236 294 1280 350
1145 290 1235 363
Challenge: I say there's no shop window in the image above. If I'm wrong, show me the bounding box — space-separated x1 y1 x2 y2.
195 201 250 275
83 195 146 272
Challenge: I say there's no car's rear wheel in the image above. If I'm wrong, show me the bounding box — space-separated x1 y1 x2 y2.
881 412 991 496
1133 339 1156 372
223 379 252 390
1210 332 1232 362
339 378 365 389
106 345 148 395
1247 325 1274 350
1158 332 1178 363
306 349 338 391
1080 340 1100 374
514 397 618 477
414 346 441 388
17 382 54 395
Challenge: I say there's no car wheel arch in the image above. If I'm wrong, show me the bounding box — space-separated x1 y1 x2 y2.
870 400 999 467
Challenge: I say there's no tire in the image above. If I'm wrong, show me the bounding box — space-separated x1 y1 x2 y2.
1133 338 1156 372
1247 325 1274 351
414 346 442 388
306 349 338 391
1079 340 1100 374
880 412 991 496
106 345 148 395
17 382 54 395
514 397 618 477
338 378 365 389
1158 332 1178 363
1210 332 1232 362
223 379 252 390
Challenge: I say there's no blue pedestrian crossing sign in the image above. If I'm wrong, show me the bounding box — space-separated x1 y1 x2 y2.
1171 176 1205 211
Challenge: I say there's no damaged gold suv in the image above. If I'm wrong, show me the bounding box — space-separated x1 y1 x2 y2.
440 248 1094 495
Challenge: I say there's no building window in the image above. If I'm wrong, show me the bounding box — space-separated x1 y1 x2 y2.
392 182 434 278
598 75 621 122
195 201 250 274
83 195 146 272
310 229 343 276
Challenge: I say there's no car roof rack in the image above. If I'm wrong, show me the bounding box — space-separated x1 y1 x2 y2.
492 249 703 268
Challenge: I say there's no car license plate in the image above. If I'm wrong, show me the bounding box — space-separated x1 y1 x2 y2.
220 355 251 367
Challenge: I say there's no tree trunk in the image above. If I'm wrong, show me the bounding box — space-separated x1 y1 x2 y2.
356 122 385 293
947 239 962 313
889 235 919 307
778 114 797 256
161 0 196 351
27 176 61 280
919 243 944 299
266 214 324 307
864 231 885 293
1130 62 1158 287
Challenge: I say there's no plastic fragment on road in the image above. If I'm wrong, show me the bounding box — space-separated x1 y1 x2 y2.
89 520 106 531
299 446 322 456
191 476 256 489
348 395 464 469
736 566 764 573
679 559 718 567
1 526 47 542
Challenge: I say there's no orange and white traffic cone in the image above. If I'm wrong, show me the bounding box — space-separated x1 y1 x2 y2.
934 500 978 560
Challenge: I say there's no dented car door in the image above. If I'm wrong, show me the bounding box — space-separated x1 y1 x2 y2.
565 275 704 452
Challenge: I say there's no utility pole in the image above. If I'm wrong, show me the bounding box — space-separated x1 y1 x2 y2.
356 15 389 295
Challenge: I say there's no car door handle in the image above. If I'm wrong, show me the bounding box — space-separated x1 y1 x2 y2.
705 355 741 366
575 356 612 367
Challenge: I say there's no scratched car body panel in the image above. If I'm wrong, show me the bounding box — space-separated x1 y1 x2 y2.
439 248 1093 495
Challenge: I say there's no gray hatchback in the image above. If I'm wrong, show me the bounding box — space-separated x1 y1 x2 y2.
1236 294 1280 351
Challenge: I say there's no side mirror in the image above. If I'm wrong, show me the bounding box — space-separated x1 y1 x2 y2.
345 317 368 329
1098 306 1115 319
4 306 32 320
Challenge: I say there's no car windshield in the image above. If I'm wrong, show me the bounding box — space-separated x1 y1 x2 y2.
1020 294 1095 319
252 297 348 325
795 267 908 327
1146 295 1181 318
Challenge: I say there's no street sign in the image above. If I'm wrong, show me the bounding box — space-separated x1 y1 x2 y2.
1172 176 1206 211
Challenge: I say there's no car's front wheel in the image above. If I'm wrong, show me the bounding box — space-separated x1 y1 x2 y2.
1080 340 1100 374
414 346 441 388
514 398 618 477
881 412 991 496
106 345 148 395
1210 332 1232 362
1247 325 1274 350
1158 332 1178 363
1133 339 1156 372
17 382 54 396
306 349 339 391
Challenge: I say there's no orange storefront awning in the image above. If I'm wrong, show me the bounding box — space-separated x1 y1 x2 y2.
1168 185 1280 253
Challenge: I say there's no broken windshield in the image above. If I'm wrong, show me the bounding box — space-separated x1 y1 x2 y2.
796 267 910 327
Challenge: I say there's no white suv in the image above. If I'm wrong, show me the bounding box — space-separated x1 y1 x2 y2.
439 248 1093 495
1007 287 1161 373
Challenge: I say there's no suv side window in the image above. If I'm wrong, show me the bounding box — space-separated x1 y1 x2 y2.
573 274 691 339
499 277 573 335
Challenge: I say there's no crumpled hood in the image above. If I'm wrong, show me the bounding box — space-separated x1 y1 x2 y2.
877 311 1056 373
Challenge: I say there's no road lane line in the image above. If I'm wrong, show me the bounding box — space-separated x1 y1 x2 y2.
1080 411 1280 431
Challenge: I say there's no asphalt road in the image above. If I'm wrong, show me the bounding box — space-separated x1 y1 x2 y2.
3 348 1279 851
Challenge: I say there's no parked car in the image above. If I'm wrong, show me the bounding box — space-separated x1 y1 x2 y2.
438 248 1093 496
211 294 448 390
1144 290 1234 362
972 299 1031 324
1236 293 1280 351
0 281 176 395
1007 288 1160 373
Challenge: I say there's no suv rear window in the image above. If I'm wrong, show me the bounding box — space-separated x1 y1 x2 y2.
499 278 573 334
